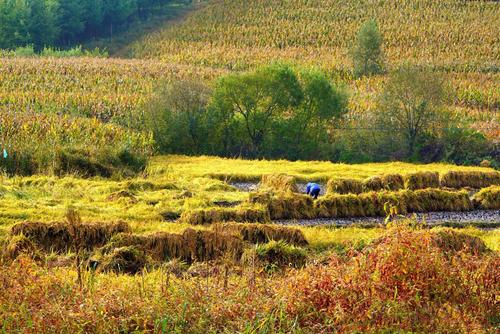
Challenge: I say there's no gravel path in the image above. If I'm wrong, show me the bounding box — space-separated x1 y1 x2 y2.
230 182 259 192
274 210 500 228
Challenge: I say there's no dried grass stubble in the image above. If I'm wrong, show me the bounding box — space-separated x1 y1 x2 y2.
10 221 131 253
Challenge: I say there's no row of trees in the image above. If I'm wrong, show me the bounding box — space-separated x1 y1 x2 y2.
145 63 496 165
0 0 176 51
146 63 348 160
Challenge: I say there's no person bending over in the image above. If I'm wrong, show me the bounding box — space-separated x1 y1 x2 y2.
306 182 321 199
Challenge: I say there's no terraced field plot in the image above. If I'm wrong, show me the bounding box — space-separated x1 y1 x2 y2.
1 155 498 229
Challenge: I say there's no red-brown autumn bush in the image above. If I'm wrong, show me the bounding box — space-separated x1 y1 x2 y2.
282 227 499 333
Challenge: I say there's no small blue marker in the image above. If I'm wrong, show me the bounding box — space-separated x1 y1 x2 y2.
3 149 7 159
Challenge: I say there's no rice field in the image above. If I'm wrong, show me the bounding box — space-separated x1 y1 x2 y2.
1 155 499 332
0 154 497 227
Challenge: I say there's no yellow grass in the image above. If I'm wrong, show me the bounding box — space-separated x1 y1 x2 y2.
0 155 497 247
154 155 495 182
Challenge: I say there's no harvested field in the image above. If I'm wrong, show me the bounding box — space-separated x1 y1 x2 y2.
404 171 441 190
326 178 364 195
260 174 298 193
180 205 270 225
473 185 500 210
98 228 244 267
177 187 490 225
242 240 307 269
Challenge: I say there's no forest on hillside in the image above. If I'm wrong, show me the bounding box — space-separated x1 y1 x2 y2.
0 0 183 50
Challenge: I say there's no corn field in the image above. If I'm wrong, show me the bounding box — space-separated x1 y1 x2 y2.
0 57 224 122
129 0 500 71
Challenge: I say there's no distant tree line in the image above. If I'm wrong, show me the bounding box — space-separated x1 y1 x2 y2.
145 61 497 166
0 0 178 51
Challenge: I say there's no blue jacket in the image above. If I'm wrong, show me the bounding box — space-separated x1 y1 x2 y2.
306 182 321 194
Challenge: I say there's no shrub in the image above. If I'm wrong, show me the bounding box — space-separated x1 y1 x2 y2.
433 229 489 255
472 186 500 209
260 174 298 193
326 178 363 194
54 149 112 177
404 171 440 190
145 79 212 154
284 227 499 332
352 19 385 77
440 170 500 189
0 110 153 177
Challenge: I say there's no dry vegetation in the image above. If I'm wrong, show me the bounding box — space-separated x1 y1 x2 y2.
0 155 498 332
0 225 498 333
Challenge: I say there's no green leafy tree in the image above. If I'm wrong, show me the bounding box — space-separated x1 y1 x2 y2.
352 19 384 77
290 68 348 158
104 0 138 36
0 0 29 49
376 65 448 158
146 79 212 154
211 63 303 156
83 0 105 35
57 0 85 45
29 0 59 52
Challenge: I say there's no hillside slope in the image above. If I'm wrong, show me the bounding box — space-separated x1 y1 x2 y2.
127 0 500 72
